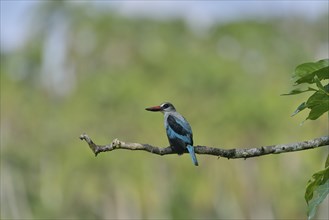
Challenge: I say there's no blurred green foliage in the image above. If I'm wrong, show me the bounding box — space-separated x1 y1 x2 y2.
283 59 329 120
305 154 329 220
1 2 328 219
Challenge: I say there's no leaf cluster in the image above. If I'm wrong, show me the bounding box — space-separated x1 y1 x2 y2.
283 59 329 120
305 155 329 220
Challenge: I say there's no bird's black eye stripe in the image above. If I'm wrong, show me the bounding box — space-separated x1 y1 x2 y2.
163 103 169 108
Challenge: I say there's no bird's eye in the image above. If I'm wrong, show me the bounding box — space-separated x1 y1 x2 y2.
163 104 169 109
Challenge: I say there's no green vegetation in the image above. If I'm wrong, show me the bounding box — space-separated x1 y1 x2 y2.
1 2 328 219
305 154 329 220
283 58 329 219
284 59 329 120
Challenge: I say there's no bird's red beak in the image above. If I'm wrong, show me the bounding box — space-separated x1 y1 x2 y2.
145 105 162 112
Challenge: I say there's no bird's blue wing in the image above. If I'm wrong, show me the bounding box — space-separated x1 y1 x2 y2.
166 115 193 145
167 115 192 135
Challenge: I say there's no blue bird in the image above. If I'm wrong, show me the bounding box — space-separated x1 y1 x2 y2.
145 102 199 166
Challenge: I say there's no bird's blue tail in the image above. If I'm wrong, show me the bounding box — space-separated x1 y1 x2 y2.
187 145 199 166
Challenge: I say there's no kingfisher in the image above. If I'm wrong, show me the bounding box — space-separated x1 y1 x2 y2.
145 102 199 166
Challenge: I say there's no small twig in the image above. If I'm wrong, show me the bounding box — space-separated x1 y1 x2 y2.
79 134 329 159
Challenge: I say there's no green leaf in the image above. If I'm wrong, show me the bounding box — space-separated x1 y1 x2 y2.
325 83 329 93
315 66 329 81
281 87 317 96
290 90 329 119
291 102 307 116
303 91 329 120
295 66 329 85
294 59 329 77
307 178 329 220
306 103 329 120
294 59 329 85
285 59 329 120
294 59 327 78
305 154 329 219
306 92 328 108
314 75 327 94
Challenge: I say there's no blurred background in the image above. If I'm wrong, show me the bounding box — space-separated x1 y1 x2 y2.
1 1 328 219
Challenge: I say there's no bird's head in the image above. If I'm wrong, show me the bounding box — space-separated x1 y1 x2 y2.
145 102 176 113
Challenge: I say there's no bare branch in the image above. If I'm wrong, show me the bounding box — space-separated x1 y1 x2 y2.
79 134 329 159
